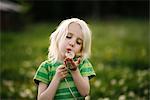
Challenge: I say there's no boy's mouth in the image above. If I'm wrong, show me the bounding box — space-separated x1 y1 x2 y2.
66 48 71 52
65 49 75 59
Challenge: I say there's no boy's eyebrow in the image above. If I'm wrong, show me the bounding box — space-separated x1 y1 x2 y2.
68 32 74 35
68 32 73 35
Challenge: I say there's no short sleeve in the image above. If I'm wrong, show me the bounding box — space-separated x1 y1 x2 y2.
79 59 96 79
33 61 50 85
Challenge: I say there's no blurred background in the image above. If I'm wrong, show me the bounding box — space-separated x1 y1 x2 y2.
0 0 149 99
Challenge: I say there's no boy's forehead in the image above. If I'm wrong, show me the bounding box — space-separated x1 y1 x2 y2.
68 22 81 29
68 22 83 37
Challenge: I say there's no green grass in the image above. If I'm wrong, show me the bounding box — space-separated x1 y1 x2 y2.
0 19 149 99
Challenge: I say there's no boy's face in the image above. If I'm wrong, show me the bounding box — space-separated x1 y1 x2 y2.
59 22 83 59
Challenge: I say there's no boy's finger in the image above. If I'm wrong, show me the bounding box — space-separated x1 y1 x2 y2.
59 65 66 69
63 71 68 74
76 58 80 64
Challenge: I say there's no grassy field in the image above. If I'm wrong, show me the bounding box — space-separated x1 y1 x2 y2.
1 19 149 100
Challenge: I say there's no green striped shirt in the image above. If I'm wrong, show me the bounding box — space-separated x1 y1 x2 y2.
34 59 96 100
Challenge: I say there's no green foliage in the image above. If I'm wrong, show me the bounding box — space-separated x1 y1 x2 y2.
0 20 149 99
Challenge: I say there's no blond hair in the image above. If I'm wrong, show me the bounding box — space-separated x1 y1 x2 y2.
48 18 92 62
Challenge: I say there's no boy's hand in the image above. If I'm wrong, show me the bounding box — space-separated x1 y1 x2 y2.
64 57 80 71
55 65 68 80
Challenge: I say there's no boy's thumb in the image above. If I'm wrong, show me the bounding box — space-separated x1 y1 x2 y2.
76 58 80 65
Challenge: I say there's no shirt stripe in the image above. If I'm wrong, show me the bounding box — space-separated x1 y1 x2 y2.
33 59 96 99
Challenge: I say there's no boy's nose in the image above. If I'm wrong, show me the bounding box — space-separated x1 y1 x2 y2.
69 41 75 47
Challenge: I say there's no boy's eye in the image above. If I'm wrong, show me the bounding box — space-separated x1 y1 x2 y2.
76 39 82 45
66 35 72 39
66 33 72 39
77 41 81 45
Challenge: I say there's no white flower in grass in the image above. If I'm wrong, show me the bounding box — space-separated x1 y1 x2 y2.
22 60 32 68
110 79 117 85
9 86 15 93
97 97 110 100
103 97 110 100
85 95 90 100
119 79 125 86
20 88 33 99
94 80 101 87
144 89 148 95
118 95 126 100
3 80 15 93
128 91 135 97
20 90 27 98
3 80 13 87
